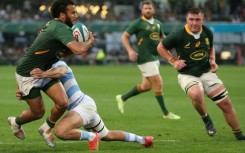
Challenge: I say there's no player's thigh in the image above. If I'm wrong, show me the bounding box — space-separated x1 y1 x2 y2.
200 72 224 95
84 113 109 138
178 74 203 93
57 111 84 130
45 82 68 105
26 96 45 114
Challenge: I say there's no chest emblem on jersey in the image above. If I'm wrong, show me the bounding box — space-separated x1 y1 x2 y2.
146 26 150 30
195 41 201 47
184 42 190 48
190 50 207 60
205 38 210 46
150 32 160 40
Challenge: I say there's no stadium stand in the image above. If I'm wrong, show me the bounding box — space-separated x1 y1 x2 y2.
0 0 244 65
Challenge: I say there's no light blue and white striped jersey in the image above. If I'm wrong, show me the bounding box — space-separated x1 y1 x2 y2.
52 61 85 110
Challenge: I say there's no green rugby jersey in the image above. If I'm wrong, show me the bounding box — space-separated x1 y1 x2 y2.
16 19 75 77
162 24 213 77
126 16 163 64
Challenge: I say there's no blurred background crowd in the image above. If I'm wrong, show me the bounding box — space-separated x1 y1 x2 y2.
0 0 244 65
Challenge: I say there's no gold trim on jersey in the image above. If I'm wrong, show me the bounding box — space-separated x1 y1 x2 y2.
138 38 143 45
184 24 203 35
34 49 50 55
141 16 154 22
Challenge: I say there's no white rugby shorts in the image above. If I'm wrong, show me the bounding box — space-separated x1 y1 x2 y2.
138 60 160 77
15 72 52 96
178 72 224 95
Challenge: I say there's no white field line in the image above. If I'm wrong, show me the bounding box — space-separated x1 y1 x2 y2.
0 139 179 145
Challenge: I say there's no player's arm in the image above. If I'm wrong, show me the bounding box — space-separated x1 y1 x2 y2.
157 42 176 64
121 32 138 61
209 47 218 73
157 42 186 70
67 32 95 55
30 66 68 79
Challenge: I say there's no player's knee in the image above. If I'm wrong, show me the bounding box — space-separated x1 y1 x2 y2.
32 109 45 120
56 100 69 110
54 126 66 140
188 86 203 101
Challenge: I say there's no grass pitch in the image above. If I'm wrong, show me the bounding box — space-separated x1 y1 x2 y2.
0 65 245 153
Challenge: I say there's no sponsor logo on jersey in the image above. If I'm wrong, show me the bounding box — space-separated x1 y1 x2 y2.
150 32 160 40
195 41 201 47
190 50 207 60
184 42 190 48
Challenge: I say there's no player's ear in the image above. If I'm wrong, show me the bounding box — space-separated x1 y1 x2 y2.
60 12 66 19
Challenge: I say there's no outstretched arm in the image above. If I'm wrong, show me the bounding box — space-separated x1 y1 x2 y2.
30 66 68 79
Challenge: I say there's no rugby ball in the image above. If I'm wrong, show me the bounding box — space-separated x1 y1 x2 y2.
71 23 89 42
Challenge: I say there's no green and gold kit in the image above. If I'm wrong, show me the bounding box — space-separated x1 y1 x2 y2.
162 24 213 77
16 19 75 77
126 16 163 64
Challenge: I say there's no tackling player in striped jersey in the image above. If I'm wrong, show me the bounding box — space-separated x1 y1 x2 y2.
22 60 153 150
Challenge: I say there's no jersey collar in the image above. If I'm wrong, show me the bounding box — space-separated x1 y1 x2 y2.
184 24 203 35
141 16 154 23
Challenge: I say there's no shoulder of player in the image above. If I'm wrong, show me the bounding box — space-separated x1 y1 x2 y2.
154 18 162 23
202 25 213 38
202 25 212 33
48 19 71 31
131 18 142 24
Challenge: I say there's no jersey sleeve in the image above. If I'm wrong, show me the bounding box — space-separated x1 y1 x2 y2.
54 24 75 46
203 25 213 47
161 30 180 50
157 20 164 38
125 20 138 35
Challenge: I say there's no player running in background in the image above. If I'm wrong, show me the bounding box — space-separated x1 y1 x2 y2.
117 0 180 119
157 7 245 140
23 60 153 151
8 0 95 148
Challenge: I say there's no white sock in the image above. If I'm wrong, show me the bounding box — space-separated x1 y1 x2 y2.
80 131 95 141
125 132 144 144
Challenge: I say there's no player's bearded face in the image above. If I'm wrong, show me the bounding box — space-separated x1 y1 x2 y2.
186 13 204 33
65 5 78 27
65 15 73 27
142 4 155 19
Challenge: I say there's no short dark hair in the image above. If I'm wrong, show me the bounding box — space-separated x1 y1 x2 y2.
141 0 154 8
187 7 203 15
50 0 76 18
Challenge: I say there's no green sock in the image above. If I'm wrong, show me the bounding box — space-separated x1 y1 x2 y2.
155 95 169 115
15 116 23 126
122 86 140 101
201 114 212 124
233 130 244 140
46 118 55 128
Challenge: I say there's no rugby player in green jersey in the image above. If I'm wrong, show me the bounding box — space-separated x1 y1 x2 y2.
157 7 245 140
8 0 95 147
116 0 180 120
